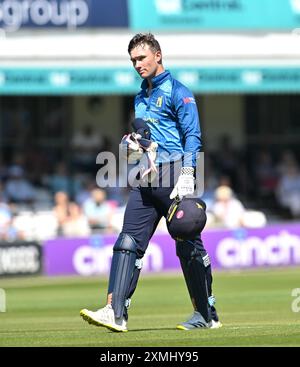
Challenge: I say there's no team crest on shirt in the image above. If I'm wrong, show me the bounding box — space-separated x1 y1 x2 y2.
156 96 163 107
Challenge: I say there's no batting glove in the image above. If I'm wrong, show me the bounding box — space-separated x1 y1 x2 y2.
170 167 195 200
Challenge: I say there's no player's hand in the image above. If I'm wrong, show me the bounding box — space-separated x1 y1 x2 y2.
120 134 144 163
170 167 195 200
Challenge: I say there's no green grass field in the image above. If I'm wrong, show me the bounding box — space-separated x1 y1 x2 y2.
1 267 300 347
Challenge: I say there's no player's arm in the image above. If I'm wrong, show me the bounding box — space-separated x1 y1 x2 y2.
174 87 202 167
170 86 202 199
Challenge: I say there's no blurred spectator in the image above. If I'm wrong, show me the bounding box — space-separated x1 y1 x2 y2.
83 188 115 233
276 149 299 177
44 162 81 198
0 183 23 241
276 163 300 218
104 164 129 207
210 185 246 229
75 177 95 206
12 210 58 242
209 185 267 229
0 202 13 240
53 191 90 237
4 165 36 205
71 123 103 172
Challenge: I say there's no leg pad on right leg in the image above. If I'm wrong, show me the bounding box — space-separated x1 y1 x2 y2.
108 233 137 319
176 241 212 324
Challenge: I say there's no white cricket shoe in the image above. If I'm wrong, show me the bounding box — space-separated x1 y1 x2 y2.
176 311 222 330
80 304 127 332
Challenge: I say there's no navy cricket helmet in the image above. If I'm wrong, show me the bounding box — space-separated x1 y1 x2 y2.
166 197 207 241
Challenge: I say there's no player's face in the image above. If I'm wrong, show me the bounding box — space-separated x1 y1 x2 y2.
130 44 162 80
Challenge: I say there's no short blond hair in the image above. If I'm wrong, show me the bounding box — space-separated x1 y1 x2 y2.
215 186 233 201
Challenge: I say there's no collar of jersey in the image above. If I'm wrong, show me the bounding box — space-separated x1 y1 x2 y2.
141 70 170 91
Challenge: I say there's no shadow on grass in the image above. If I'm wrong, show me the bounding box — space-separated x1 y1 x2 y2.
108 327 183 333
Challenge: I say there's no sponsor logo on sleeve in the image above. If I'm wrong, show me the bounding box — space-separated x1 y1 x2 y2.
183 97 196 104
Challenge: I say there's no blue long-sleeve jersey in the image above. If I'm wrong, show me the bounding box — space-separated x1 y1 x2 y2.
134 70 202 167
